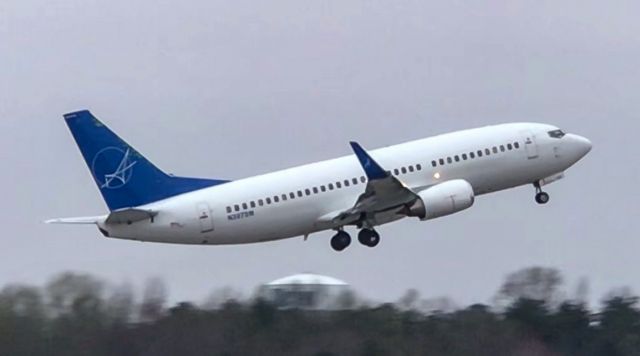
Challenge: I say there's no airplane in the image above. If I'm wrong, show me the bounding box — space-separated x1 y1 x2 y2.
47 110 592 251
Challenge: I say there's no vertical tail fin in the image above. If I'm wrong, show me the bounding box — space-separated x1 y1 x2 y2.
63 110 229 211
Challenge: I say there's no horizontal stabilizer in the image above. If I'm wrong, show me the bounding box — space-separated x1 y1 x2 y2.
105 208 157 224
45 216 104 225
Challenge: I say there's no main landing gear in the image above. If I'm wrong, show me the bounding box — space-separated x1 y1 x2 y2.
330 228 380 251
534 181 550 205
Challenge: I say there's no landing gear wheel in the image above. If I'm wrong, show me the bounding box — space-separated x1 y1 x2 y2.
358 229 380 247
533 181 550 205
535 192 550 204
330 231 351 251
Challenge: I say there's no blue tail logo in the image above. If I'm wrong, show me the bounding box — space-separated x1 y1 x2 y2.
92 147 137 189
64 110 230 211
363 157 372 170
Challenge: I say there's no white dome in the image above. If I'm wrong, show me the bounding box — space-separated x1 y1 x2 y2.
266 273 348 286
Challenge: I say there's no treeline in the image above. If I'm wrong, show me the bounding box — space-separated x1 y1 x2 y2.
1 268 640 356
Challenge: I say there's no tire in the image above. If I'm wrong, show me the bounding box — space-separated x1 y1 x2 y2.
358 229 380 247
535 192 550 204
366 231 380 247
331 231 351 251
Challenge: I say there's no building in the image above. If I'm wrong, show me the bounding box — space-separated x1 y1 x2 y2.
258 273 353 310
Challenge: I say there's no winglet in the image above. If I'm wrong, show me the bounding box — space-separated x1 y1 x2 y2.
349 142 388 180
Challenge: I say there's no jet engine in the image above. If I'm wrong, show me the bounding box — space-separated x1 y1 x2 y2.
403 179 475 220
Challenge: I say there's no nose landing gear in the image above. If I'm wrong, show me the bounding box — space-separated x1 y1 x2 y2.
534 181 550 204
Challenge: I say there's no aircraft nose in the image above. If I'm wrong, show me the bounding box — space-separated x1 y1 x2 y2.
565 133 592 160
572 134 592 156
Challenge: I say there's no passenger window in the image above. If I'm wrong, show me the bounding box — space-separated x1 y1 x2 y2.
258 199 264 206
492 147 498 154
305 189 311 195
360 176 366 183
250 201 256 208
266 197 271 204
226 206 232 213
273 196 279 203
352 178 358 185
393 168 399 175
477 150 483 157
336 182 342 188
439 158 445 165
401 167 407 174
500 145 505 152
454 155 460 162
328 183 334 190
234 204 240 212
313 187 319 194
242 203 248 210
290 192 295 199
514 142 520 149
343 180 350 187
485 148 490 155
462 153 468 160
281 194 287 201
447 157 452 164
408 165 414 172
416 164 422 171
432 160 437 167
507 143 513 150
320 185 326 192
470 152 475 159
297 190 303 197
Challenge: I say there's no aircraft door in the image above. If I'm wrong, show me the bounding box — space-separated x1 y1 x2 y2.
197 202 214 233
521 130 539 159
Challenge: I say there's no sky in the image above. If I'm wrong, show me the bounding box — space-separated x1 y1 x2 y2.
1 0 639 307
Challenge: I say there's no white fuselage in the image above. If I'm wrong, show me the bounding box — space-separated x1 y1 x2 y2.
99 123 591 245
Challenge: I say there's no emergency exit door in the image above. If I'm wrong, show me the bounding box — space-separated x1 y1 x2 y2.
197 203 214 233
521 131 539 159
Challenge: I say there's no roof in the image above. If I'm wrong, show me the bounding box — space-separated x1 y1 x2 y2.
266 273 348 286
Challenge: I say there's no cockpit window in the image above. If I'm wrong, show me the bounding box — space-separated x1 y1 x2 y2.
548 129 566 138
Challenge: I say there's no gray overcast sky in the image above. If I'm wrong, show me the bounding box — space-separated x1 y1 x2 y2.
1 0 638 306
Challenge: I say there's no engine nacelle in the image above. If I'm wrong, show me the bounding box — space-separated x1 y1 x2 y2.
404 179 475 220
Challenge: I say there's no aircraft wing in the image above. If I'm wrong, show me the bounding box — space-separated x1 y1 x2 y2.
321 142 420 228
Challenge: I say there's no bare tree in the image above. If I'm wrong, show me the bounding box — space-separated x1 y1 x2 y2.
139 277 167 322
45 272 104 317
202 286 243 310
0 284 45 318
494 267 564 309
335 289 358 310
419 296 457 315
105 282 135 324
601 286 636 302
397 289 420 311
573 277 590 305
